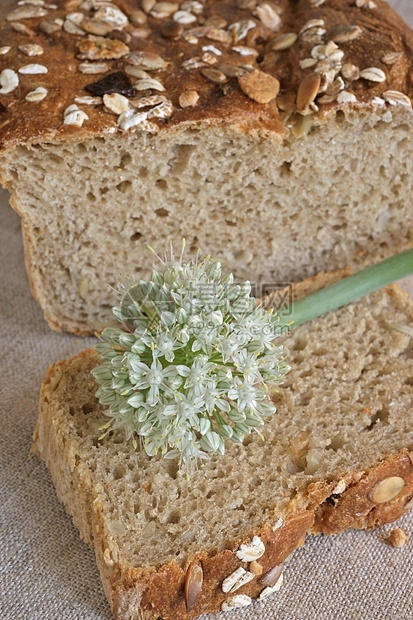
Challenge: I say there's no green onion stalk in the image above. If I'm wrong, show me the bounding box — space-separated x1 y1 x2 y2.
284 248 413 327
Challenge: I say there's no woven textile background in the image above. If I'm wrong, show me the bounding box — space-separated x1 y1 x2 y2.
1 2 413 618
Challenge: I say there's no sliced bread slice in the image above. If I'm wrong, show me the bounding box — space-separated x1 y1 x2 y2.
2 0 413 334
33 274 413 620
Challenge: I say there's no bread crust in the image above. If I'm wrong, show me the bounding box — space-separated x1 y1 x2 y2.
33 274 413 619
1 0 413 158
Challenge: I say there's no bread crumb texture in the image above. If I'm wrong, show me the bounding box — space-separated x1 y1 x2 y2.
0 0 413 333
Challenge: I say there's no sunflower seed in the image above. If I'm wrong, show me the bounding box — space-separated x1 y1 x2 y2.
151 2 179 19
124 66 150 79
81 18 112 36
328 24 362 43
39 19 62 34
25 86 48 101
271 32 297 51
12 22 36 36
201 67 227 84
0 47 11 56
130 10 147 26
359 67 386 82
130 27 151 39
205 15 227 28
64 0 82 8
382 90 412 107
259 572 284 599
142 0 156 13
0 69 19 94
217 63 246 78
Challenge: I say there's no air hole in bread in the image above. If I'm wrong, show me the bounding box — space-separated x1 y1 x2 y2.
119 153 132 168
155 208 169 217
166 510 180 524
280 160 293 177
117 180 132 193
111 466 125 480
335 109 346 125
155 179 168 191
169 143 196 174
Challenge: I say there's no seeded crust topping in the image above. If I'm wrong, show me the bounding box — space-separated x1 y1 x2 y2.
0 0 413 149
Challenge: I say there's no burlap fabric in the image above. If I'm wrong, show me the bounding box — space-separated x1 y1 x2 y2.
1 3 413 613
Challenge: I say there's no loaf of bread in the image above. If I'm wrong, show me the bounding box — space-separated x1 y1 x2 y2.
33 273 413 620
1 0 413 334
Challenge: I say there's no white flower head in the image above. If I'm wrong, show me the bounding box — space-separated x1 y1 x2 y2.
92 242 290 469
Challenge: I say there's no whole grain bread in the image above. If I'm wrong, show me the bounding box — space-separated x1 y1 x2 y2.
1 0 413 334
33 273 413 620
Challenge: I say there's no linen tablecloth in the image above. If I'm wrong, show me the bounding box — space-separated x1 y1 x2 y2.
1 1 413 617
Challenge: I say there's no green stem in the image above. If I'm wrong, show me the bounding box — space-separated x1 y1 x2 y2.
281 248 413 328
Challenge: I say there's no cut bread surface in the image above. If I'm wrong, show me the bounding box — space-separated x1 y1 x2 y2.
3 106 413 334
34 280 413 596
